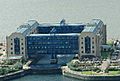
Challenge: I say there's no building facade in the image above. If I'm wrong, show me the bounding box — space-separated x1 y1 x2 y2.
6 19 106 60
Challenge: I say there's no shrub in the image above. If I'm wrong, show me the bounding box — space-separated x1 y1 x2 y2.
108 68 120 71
93 68 100 72
96 69 101 73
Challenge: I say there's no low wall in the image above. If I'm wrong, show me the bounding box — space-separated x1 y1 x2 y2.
62 66 120 81
0 70 29 81
64 72 120 81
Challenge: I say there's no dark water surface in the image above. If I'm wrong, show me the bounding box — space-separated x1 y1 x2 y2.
11 74 81 81
11 74 117 81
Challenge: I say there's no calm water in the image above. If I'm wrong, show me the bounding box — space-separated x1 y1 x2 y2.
10 74 116 81
11 74 81 81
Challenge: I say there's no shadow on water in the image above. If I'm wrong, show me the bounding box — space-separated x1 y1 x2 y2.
11 74 81 81
11 74 117 81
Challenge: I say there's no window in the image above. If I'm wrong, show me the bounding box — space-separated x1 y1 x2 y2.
92 41 94 44
81 46 83 49
47 37 50 39
22 52 24 54
85 36 91 53
28 42 32 44
92 46 94 49
81 42 83 44
65 42 68 44
11 52 13 54
81 51 84 53
29 47 31 49
21 43 23 45
14 38 20 55
92 37 94 39
11 48 13 50
48 42 50 44
11 43 13 45
92 50 95 53
81 37 83 39
21 47 24 50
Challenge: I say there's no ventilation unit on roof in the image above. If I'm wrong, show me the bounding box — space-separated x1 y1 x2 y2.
60 19 66 26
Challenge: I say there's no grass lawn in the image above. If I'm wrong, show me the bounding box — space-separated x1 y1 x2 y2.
108 71 120 75
81 71 120 75
81 71 97 75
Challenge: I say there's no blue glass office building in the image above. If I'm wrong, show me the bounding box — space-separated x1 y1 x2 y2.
26 23 85 58
6 19 106 61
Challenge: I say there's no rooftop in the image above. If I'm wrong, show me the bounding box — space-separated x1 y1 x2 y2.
16 27 28 34
82 19 104 33
14 20 39 36
39 23 85 27
13 19 104 36
28 33 80 36
82 25 96 32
